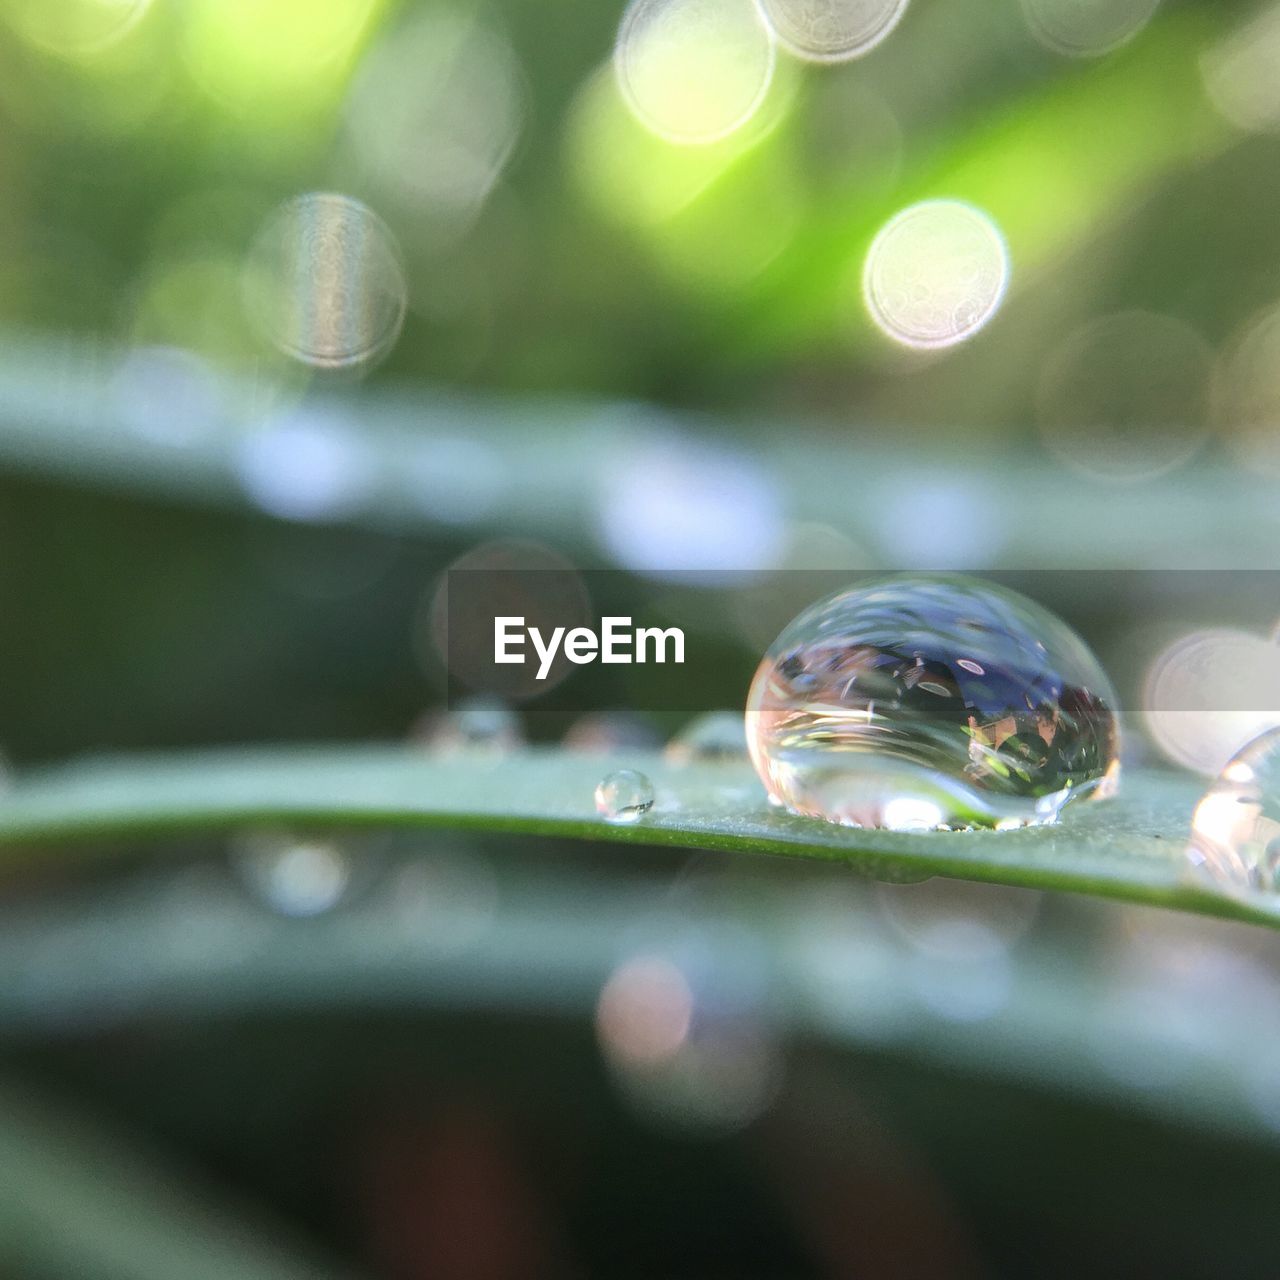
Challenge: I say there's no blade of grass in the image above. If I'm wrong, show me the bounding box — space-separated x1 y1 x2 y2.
0 744 1262 929
0 1080 360 1280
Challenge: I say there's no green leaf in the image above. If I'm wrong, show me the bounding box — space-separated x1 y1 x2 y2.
0 745 1263 929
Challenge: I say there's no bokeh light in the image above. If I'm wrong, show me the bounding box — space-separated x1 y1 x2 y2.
861 200 1009 351
343 5 524 228
593 418 784 579
424 540 591 699
4 0 152 59
1143 628 1280 775
231 828 353 918
758 0 909 64
613 0 776 145
180 0 381 116
236 408 377 522
1036 311 1212 484
243 193 407 373
1020 0 1161 58
1202 5 1280 135
597 955 694 1067
109 346 224 449
1214 303 1280 477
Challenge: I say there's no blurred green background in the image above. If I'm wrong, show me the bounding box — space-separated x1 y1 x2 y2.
5 0 1280 1275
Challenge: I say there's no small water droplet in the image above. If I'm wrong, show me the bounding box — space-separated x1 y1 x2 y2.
664 710 749 764
415 697 523 755
595 769 656 824
745 575 1120 830
232 829 352 918
1186 728 1280 898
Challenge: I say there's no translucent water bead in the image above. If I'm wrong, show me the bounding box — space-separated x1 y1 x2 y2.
1187 728 1280 897
595 769 656 824
746 575 1120 830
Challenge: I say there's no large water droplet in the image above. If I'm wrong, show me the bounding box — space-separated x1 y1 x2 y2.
758 0 909 63
595 769 656 824
746 575 1120 830
664 710 749 764
1186 728 1280 898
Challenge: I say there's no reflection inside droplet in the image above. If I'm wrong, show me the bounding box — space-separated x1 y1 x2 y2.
614 0 776 145
746 574 1120 829
759 0 909 63
862 200 1009 350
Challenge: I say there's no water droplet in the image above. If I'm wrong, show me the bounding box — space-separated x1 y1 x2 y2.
862 200 1009 350
664 711 749 764
232 829 352 918
243 192 406 372
614 0 776 145
1020 0 1160 58
759 0 909 63
595 769 656 823
1187 728 1280 898
746 575 1120 830
415 698 523 756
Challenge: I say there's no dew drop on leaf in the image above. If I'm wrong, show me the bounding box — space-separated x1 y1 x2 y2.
745 574 1121 830
595 769 656 824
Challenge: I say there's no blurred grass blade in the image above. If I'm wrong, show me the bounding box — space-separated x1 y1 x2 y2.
0 1081 358 1280
0 745 1262 928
